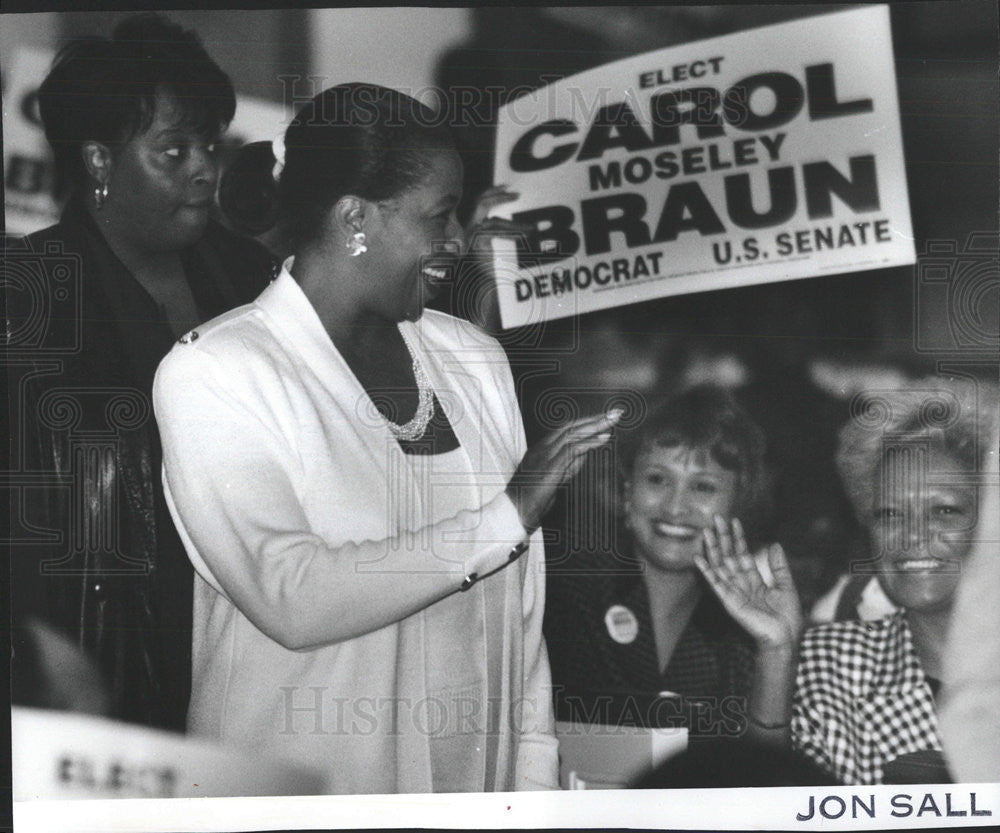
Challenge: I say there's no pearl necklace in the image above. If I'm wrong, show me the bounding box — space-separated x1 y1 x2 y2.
386 326 434 442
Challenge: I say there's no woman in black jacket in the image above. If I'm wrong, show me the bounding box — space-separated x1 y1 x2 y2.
7 14 274 731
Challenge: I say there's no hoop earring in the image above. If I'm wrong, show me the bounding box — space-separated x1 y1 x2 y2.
94 183 109 210
347 231 367 257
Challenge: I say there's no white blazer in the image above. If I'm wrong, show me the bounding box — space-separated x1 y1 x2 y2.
153 265 558 793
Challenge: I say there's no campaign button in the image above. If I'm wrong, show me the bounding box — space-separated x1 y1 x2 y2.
604 604 639 644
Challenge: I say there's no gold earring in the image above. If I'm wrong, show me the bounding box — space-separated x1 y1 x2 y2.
94 182 109 210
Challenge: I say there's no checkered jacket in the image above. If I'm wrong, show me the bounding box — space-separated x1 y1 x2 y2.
792 611 941 784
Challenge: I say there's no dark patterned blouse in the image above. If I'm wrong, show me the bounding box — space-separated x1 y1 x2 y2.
544 548 755 737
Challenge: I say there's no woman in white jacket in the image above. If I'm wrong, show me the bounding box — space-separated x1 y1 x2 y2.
153 82 619 794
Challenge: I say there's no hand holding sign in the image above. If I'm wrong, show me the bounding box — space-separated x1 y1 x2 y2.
459 186 536 332
466 185 519 230
466 187 538 258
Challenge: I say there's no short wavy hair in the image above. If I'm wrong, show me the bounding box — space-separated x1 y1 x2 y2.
619 385 770 529
38 14 236 195
836 375 999 525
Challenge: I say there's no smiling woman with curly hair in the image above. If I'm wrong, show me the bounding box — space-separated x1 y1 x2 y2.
792 376 998 784
545 385 803 750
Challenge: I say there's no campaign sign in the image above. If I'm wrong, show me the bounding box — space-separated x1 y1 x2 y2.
12 706 325 799
491 6 915 329
3 47 62 236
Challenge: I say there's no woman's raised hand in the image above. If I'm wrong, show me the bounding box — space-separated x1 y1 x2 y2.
696 517 803 651
457 187 535 332
464 186 537 257
467 185 519 232
506 409 623 534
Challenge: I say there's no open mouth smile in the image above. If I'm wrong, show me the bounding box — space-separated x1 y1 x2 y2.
421 265 449 282
420 255 461 288
652 521 700 539
890 557 956 572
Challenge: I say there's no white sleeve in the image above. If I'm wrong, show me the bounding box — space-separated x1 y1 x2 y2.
514 527 560 790
485 349 560 790
154 346 527 652
939 436 1000 782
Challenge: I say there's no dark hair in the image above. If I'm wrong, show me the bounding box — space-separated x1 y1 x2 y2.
218 140 280 237
621 385 769 525
37 13 236 195
276 83 456 246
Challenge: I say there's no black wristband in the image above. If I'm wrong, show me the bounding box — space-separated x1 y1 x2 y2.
460 540 529 593
508 540 529 562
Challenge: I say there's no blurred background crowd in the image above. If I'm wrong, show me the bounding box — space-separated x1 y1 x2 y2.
5 2 996 614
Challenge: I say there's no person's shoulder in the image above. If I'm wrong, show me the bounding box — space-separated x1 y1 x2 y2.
417 309 506 357
10 218 79 259
17 221 62 249
547 553 643 636
7 220 91 353
800 613 900 671
154 304 282 418
807 611 898 638
547 549 630 589
804 616 877 646
15 199 96 254
158 303 269 377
